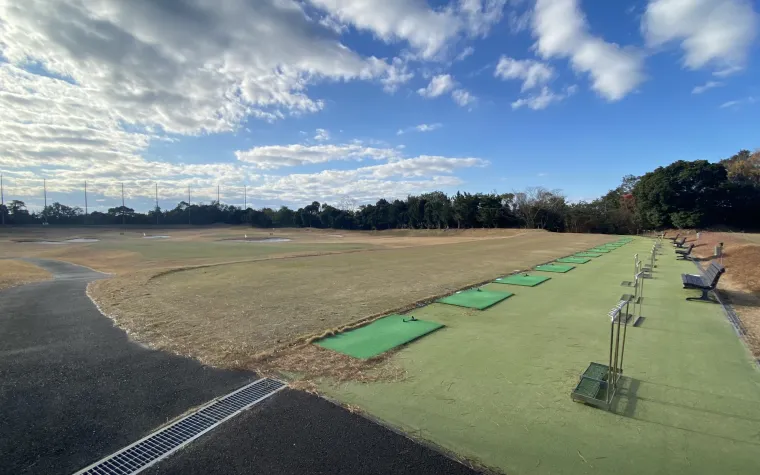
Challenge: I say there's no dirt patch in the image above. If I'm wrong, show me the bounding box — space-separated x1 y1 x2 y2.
90 232 611 373
0 260 52 291
691 231 760 357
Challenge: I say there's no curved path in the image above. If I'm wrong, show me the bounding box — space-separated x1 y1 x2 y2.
0 259 253 474
0 259 480 475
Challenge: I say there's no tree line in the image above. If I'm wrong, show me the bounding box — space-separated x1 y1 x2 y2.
1 150 758 233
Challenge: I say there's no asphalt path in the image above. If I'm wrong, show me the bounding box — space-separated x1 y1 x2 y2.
0 259 253 474
0 259 481 475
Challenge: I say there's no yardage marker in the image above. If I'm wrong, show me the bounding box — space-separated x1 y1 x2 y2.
73 378 286 475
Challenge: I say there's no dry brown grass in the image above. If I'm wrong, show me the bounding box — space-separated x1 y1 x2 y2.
691 231 760 357
0 259 52 290
90 231 610 374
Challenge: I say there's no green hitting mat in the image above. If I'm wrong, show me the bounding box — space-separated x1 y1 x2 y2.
493 274 551 287
574 252 603 258
535 264 575 273
556 257 591 264
315 314 444 359
588 248 611 253
437 288 513 310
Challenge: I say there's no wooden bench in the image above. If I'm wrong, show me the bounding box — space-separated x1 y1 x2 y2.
673 237 687 248
675 244 694 260
681 262 725 301
668 232 680 242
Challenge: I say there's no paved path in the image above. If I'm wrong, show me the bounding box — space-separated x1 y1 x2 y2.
1 259 481 475
0 259 254 474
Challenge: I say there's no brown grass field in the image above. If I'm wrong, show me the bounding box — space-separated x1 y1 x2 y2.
1 226 611 375
0 259 52 290
685 230 760 357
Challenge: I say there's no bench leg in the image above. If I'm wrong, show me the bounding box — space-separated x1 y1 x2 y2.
686 289 715 302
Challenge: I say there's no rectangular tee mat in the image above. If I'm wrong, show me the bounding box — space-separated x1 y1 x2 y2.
574 252 603 258
535 264 575 273
493 274 551 287
315 315 444 359
587 248 611 253
556 257 591 264
436 288 513 310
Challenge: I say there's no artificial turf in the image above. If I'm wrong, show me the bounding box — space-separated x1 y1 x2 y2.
535 263 575 273
588 248 611 253
574 252 603 258
322 237 760 475
556 257 591 264
315 315 444 359
493 274 550 287
436 288 513 310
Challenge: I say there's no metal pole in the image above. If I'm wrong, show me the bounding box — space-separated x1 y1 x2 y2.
1 173 4 226
121 182 125 227
84 181 88 225
188 186 191 225
43 178 47 223
155 182 159 225
619 300 630 377
244 185 247 210
217 184 220 205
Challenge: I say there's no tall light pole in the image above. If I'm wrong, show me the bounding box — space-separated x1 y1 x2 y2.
1 174 4 226
121 182 125 227
244 185 247 210
188 185 191 225
84 181 88 225
217 184 220 205
155 182 159 225
43 178 47 224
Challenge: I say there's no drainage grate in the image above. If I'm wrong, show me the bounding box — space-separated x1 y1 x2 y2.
74 378 286 475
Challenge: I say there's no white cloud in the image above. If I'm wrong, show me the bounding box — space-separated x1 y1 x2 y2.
418 74 456 97
494 56 555 91
643 0 758 71
511 85 575 110
532 0 645 101
713 66 743 78
719 96 757 109
456 46 476 61
508 9 532 33
397 123 443 135
307 0 505 59
0 0 406 136
235 144 401 170
452 89 476 107
314 129 331 141
691 81 724 94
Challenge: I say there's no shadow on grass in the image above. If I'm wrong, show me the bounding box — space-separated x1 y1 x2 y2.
610 376 760 446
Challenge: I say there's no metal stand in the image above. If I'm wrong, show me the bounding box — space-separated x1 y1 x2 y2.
571 300 632 410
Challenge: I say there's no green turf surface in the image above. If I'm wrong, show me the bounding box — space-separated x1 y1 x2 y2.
574 252 603 257
321 237 760 475
315 315 444 359
535 263 575 273
493 274 550 287
588 248 611 253
436 288 513 310
556 257 591 264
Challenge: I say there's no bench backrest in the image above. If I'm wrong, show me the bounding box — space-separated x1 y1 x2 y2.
675 237 686 245
684 244 694 254
703 262 725 288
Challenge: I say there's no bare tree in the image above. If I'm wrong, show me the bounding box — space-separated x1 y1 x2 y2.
513 187 565 229
335 195 358 212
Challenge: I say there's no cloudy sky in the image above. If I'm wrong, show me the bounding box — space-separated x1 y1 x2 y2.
1 0 758 212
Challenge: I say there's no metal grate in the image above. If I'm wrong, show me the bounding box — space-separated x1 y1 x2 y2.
74 378 286 475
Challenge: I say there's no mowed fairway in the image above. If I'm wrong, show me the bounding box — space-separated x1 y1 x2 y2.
91 231 610 367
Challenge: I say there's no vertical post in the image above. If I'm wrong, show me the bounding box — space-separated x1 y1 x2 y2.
84 181 88 225
43 178 47 223
244 185 247 210
188 186 191 225
155 182 159 225
619 300 630 379
217 184 220 205
0 173 4 226
121 182 125 227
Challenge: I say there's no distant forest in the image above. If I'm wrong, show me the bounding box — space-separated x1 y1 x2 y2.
2 150 759 234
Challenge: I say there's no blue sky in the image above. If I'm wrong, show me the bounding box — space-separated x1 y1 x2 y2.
0 0 758 212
